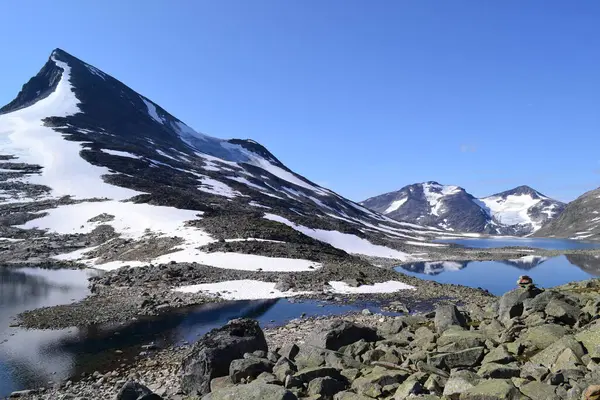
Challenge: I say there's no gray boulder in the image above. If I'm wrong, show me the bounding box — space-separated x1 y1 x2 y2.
229 357 273 383
498 287 542 323
117 381 162 400
478 362 521 379
575 321 600 353
442 370 480 399
181 318 268 395
530 335 585 368
434 305 467 333
522 324 568 350
481 345 515 365
545 299 581 325
305 320 379 351
308 377 347 399
459 379 522 400
273 357 297 383
519 381 559 400
202 381 297 400
429 347 484 369
520 362 549 381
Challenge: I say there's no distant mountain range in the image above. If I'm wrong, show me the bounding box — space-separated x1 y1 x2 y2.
361 182 565 236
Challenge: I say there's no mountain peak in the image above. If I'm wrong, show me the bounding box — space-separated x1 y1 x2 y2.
487 185 547 199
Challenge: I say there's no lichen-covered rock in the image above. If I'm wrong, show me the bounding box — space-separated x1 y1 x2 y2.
459 379 523 400
429 347 484 369
181 318 268 396
434 304 467 333
202 381 297 400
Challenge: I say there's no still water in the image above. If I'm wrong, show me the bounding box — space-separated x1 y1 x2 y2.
397 254 600 295
0 267 385 397
436 237 600 250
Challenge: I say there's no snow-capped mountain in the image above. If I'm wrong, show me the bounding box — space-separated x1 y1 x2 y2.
534 187 600 241
480 186 565 235
360 182 490 233
361 183 564 235
0 49 444 269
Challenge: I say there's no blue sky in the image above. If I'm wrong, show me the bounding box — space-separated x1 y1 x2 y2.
1 1 599 202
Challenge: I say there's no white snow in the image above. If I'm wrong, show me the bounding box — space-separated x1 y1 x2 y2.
508 255 548 264
384 197 407 214
156 149 180 161
264 214 410 260
327 280 415 294
422 183 460 216
0 55 141 201
101 149 141 159
480 194 541 229
247 157 329 196
20 201 203 237
141 97 165 125
171 252 321 272
0 237 24 242
249 201 271 209
226 176 266 191
174 280 310 300
85 63 107 80
198 177 243 198
405 240 447 247
225 238 285 244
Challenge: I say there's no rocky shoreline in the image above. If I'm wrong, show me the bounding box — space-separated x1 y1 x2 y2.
11 278 600 399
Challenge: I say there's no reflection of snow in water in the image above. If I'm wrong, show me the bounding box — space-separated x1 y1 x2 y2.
0 268 95 396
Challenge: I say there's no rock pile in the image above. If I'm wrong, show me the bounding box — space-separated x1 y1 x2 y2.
176 281 600 400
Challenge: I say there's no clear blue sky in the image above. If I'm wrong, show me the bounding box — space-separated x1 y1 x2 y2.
2 1 599 202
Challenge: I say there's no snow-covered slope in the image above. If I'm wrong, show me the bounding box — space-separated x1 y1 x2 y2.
480 186 565 235
0 49 444 271
361 183 565 236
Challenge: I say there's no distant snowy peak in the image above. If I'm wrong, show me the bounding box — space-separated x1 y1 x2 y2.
360 182 489 233
362 182 565 236
481 187 565 233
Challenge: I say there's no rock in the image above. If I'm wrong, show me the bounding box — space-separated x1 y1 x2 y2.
424 374 445 396
341 368 361 382
434 304 467 333
481 345 515 365
575 321 600 353
520 362 549 381
378 319 406 336
307 377 346 399
333 392 372 400
545 299 581 325
393 379 424 399
275 277 294 292
437 329 485 352
273 357 297 383
443 369 480 400
181 318 268 395
255 372 280 384
290 366 343 387
210 376 235 392
530 335 585 368
429 347 484 369
523 290 560 314
551 347 582 372
351 370 409 398
279 343 300 361
117 381 161 400
478 362 521 379
584 385 600 400
459 379 522 400
361 309 372 316
305 320 379 351
203 381 297 400
498 287 542 323
229 358 274 383
519 382 559 400
522 324 568 350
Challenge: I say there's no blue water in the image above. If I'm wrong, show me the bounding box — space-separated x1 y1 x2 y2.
397 255 600 296
0 267 389 397
435 237 600 250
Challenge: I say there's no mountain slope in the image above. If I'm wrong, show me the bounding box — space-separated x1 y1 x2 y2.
0 49 445 271
480 186 565 235
361 182 490 233
534 187 600 241
361 183 564 235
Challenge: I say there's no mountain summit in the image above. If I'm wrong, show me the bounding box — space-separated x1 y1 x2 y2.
0 49 444 269
361 182 565 235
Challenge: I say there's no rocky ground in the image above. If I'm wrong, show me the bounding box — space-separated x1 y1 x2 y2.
11 278 600 400
13 259 494 329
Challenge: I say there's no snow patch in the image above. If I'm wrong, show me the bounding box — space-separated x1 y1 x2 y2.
327 280 415 294
198 177 243 198
384 197 407 214
141 97 165 125
174 280 310 300
101 149 141 159
264 214 410 260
